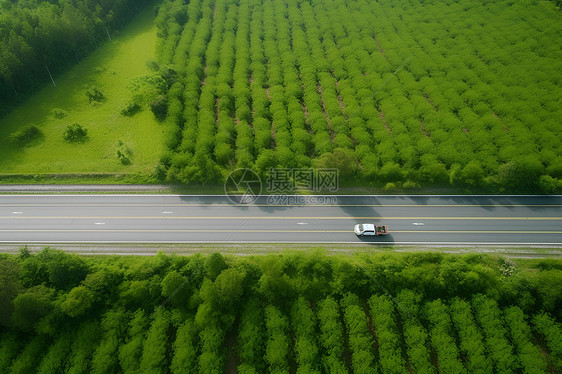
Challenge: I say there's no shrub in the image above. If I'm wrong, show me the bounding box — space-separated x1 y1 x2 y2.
396 290 436 374
539 175 560 194
116 141 132 165
472 295 519 373
9 125 42 145
150 95 168 120
291 297 321 373
504 306 548 374
532 313 562 371
316 297 347 374
368 295 409 374
424 299 465 373
171 319 198 374
86 86 105 103
140 309 171 374
384 182 398 192
237 299 266 373
264 305 290 373
340 294 377 374
403 180 420 189
121 101 140 116
449 298 492 374
63 124 88 142
52 108 68 119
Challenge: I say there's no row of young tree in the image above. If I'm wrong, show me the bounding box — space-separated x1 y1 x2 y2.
151 0 561 192
0 0 155 115
0 249 560 373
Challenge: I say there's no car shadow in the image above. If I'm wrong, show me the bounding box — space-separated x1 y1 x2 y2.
355 233 395 243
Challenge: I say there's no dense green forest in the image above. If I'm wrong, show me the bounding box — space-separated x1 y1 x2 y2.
148 0 561 192
0 248 561 373
0 0 154 115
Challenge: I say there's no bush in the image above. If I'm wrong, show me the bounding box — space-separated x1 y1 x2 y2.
402 180 420 190
291 297 321 373
424 300 465 373
63 124 88 142
340 294 377 374
237 299 266 373
504 306 548 373
9 126 42 145
472 295 519 373
449 298 492 374
264 305 290 373
52 108 68 119
396 290 436 374
12 285 52 331
150 95 168 120
120 101 141 116
116 140 132 165
316 297 347 374
369 295 409 374
384 182 398 192
171 320 199 374
539 175 560 194
532 313 562 371
86 86 105 103
140 309 171 374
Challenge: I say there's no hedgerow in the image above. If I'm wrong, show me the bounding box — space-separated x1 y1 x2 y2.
449 298 493 374
472 294 520 373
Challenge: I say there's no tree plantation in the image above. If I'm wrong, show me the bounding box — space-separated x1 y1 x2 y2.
0 249 561 373
148 0 562 191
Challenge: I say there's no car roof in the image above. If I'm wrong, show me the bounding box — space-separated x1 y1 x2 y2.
362 224 375 230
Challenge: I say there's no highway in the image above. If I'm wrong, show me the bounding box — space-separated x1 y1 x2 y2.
0 195 561 245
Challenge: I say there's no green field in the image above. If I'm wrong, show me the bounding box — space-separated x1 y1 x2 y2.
0 7 167 177
0 249 560 373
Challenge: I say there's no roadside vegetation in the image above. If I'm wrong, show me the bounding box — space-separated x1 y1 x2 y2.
0 249 560 372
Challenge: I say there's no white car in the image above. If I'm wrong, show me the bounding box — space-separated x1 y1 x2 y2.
354 224 389 236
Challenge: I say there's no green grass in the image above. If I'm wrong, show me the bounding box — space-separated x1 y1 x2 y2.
0 7 169 178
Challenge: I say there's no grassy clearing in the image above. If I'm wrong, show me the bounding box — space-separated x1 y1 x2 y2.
0 7 169 178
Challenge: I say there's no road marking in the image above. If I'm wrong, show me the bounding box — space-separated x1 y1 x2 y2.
94 222 106 225
1 194 560 197
1 204 561 208
161 211 174 214
297 222 308 225
1 229 561 234
1 216 560 220
412 222 425 225
1 241 561 246
11 211 23 214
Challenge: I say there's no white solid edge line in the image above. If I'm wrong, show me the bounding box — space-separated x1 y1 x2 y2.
0 241 561 246
0 194 561 198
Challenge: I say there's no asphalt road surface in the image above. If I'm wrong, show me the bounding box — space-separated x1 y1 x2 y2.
0 195 561 245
